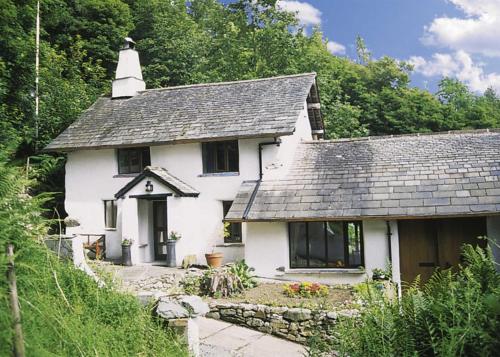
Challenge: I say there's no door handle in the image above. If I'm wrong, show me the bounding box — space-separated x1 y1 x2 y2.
419 262 437 267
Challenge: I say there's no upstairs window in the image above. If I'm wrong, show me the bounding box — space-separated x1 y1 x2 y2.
289 221 363 269
202 141 239 173
104 200 117 229
223 201 242 243
117 147 150 174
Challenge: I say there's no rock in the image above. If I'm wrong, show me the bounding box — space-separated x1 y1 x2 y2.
178 295 210 316
283 308 312 322
220 308 236 316
182 255 197 269
326 312 338 320
205 311 220 319
242 310 255 318
247 318 264 327
156 300 190 320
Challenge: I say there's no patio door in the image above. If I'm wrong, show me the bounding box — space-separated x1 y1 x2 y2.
153 201 168 261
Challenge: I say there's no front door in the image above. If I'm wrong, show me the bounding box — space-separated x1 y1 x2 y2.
399 217 486 284
153 201 168 261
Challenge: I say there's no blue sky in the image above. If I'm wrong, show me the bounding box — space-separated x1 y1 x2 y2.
274 0 500 94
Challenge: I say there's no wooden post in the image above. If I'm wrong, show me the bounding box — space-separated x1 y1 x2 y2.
7 244 25 357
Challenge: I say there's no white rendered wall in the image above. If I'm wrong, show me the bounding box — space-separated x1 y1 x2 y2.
245 220 394 285
63 103 311 265
487 215 500 271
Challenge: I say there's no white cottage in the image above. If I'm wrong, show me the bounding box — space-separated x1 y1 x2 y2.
45 38 500 287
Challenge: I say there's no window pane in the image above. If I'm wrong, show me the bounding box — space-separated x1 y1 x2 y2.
104 200 117 229
129 150 140 173
227 141 239 172
347 222 363 267
308 222 326 267
290 222 307 268
118 151 129 174
326 222 345 268
216 143 226 171
142 148 151 167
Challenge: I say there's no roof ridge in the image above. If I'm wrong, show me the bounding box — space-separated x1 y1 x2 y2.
135 72 316 93
303 128 500 144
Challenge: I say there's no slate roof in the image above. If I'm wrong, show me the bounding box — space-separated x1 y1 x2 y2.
115 166 199 198
44 73 318 151
226 130 500 221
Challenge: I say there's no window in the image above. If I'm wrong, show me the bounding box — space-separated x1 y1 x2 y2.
222 201 242 243
117 147 150 174
104 200 117 229
202 141 239 173
289 221 363 268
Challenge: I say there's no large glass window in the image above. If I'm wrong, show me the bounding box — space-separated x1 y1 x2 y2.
289 221 364 268
104 200 117 229
202 141 239 173
222 201 242 243
117 147 150 174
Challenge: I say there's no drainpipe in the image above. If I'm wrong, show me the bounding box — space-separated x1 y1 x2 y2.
386 221 393 263
242 138 281 219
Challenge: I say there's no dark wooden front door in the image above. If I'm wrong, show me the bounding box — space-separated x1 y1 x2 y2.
153 201 168 261
399 217 486 284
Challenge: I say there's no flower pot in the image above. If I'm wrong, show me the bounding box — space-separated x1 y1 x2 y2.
166 240 177 267
121 244 132 266
205 252 224 268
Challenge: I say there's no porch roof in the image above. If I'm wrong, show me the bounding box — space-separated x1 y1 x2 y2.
115 166 199 198
226 129 500 222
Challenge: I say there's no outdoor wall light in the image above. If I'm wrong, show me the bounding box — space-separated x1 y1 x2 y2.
145 180 154 192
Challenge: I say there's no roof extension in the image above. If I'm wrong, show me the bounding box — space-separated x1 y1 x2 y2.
226 129 500 221
45 73 318 151
115 166 199 198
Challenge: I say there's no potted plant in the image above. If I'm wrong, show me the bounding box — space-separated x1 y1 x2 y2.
166 231 180 267
205 223 228 268
121 238 133 266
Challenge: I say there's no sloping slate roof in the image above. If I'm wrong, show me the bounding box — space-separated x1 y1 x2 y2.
226 130 500 221
45 73 316 151
115 166 199 198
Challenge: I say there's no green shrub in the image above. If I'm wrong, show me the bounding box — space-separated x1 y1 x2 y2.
228 260 257 290
181 274 202 295
312 243 500 357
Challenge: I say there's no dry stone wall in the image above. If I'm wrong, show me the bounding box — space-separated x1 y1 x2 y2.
206 302 357 343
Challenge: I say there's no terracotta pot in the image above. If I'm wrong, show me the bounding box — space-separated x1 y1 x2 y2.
205 252 224 268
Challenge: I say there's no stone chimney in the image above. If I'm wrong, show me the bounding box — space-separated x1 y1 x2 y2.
112 37 146 98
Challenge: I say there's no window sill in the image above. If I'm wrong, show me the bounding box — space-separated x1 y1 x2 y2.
216 243 244 247
284 268 366 275
113 173 140 178
104 228 117 231
198 172 239 177
138 243 148 248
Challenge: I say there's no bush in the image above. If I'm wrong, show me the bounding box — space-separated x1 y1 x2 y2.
283 282 329 298
181 260 257 298
312 243 500 357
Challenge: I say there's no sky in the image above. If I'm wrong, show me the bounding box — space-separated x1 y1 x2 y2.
274 0 500 94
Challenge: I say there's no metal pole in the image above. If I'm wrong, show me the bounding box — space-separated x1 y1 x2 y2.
34 0 40 151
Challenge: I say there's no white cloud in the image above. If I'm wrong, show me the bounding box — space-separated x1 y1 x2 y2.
327 41 346 55
422 0 500 57
277 1 322 26
409 50 500 92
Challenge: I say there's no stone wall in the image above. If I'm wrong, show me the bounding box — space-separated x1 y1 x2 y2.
206 302 356 343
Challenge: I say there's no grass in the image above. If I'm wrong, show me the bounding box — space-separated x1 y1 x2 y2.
207 282 354 310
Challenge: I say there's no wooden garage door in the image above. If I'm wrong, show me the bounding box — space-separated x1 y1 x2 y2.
398 217 486 284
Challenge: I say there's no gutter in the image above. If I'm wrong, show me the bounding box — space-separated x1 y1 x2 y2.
242 138 281 220
386 221 393 262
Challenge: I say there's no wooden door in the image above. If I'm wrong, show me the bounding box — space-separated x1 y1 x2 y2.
399 218 487 284
399 220 439 284
153 201 168 261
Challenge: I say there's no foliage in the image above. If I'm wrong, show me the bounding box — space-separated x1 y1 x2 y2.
121 238 133 245
228 260 257 290
283 282 329 298
311 244 500 357
182 260 257 298
0 155 187 356
168 230 181 241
